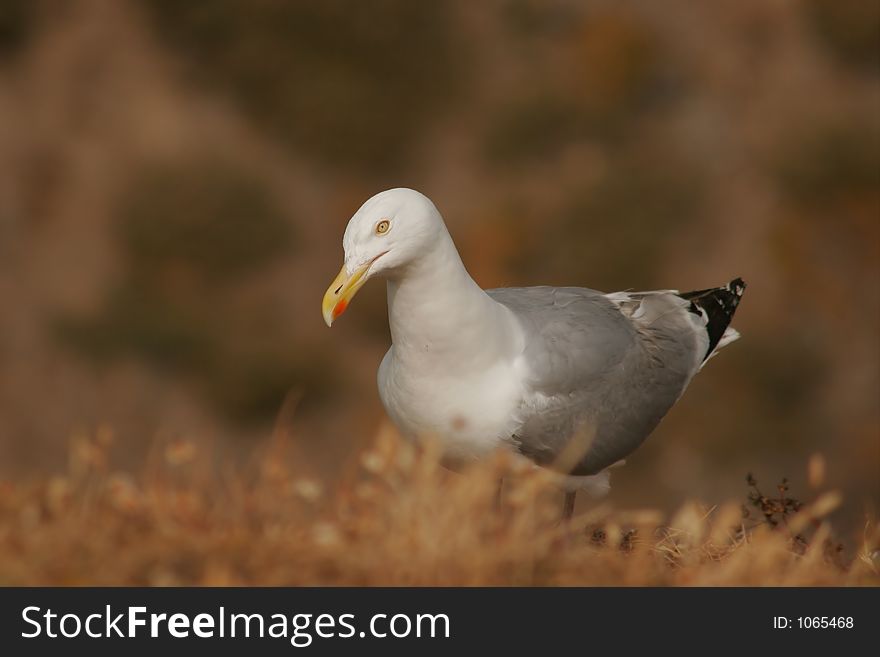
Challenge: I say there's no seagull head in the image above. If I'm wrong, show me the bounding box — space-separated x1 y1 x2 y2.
322 188 443 327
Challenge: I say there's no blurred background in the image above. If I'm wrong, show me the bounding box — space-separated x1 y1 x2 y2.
0 0 877 536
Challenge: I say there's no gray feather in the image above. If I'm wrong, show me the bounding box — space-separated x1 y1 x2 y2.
488 286 706 475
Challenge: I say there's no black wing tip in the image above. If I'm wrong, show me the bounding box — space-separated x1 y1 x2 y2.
681 277 747 304
682 277 747 359
728 277 746 298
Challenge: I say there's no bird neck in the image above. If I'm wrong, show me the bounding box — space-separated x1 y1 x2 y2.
385 230 521 371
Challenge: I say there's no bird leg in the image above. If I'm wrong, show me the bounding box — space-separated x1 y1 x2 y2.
494 478 504 511
562 490 576 521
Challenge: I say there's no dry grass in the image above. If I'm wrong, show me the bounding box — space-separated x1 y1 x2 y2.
1 426 877 586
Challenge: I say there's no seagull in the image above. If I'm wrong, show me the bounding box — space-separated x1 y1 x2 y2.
322 188 745 518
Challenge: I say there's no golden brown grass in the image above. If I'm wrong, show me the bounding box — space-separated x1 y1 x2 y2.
1 426 877 586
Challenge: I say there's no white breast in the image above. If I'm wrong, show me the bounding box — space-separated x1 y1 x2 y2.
378 348 525 462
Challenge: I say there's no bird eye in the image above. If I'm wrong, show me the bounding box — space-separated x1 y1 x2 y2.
376 219 390 235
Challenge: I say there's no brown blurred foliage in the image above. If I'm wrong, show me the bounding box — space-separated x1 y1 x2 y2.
1 429 876 585
0 0 877 549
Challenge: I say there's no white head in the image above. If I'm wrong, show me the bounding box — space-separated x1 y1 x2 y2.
322 188 445 326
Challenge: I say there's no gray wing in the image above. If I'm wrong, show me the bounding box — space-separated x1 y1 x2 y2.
487 286 706 475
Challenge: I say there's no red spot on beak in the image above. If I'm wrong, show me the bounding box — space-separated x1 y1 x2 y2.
333 298 348 319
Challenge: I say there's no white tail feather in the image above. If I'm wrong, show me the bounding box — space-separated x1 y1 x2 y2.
699 327 741 370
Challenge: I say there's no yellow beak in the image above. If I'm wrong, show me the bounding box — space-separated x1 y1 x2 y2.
322 262 371 327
